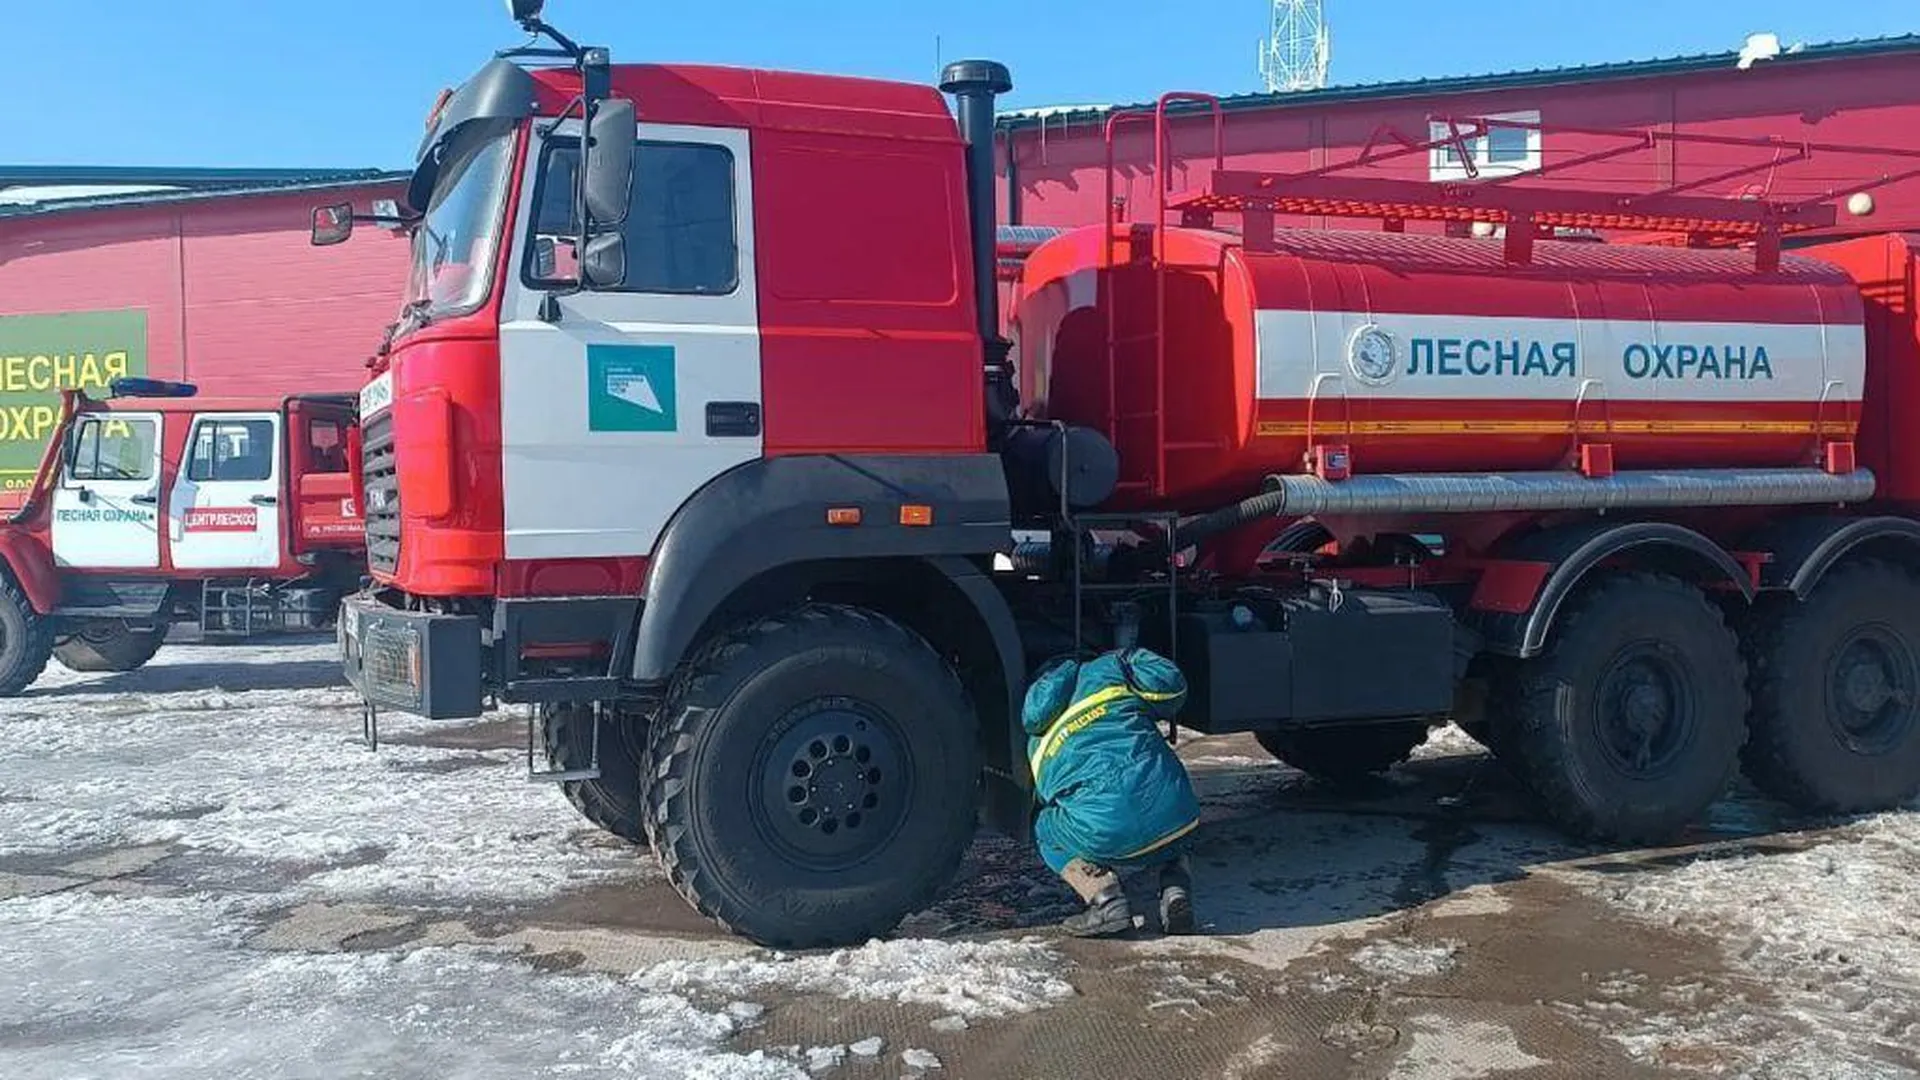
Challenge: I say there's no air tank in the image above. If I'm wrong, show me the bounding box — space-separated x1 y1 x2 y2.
1010 225 1867 512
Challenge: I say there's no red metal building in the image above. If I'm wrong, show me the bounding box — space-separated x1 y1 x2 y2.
0 167 410 506
998 34 1920 238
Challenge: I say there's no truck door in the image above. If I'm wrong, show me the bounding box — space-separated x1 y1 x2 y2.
285 399 362 552
166 412 282 570
497 122 761 560
50 412 164 569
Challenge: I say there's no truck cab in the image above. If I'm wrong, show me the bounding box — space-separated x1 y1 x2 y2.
0 384 364 691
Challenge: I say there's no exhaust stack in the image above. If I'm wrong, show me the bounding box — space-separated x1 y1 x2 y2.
939 59 1016 438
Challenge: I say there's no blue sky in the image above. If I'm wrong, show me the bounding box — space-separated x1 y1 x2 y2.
4 0 1915 169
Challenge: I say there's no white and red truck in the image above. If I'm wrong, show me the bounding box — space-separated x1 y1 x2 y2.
0 381 363 692
323 2 1920 946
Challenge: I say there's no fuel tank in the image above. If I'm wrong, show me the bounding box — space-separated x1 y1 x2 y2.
1010 225 1867 512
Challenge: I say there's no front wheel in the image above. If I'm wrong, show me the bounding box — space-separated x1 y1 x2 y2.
53 622 167 674
645 604 980 948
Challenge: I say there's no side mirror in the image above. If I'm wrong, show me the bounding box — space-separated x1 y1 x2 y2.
582 98 635 228
311 203 354 246
582 233 626 289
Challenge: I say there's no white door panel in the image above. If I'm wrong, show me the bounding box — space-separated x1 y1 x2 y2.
499 122 762 562
50 412 163 569
167 412 283 570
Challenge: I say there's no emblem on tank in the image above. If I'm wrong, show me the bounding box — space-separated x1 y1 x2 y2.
1347 323 1399 385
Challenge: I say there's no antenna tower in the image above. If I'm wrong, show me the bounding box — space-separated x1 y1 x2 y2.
1259 0 1330 93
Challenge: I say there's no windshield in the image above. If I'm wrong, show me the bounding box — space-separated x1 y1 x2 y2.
405 122 517 319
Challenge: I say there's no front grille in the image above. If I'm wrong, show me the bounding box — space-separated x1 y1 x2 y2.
361 411 400 574
361 620 422 709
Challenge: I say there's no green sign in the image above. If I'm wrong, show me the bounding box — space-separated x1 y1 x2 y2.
0 310 148 491
587 344 677 433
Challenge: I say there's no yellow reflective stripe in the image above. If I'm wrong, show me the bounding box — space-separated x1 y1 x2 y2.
1028 685 1134 783
1120 816 1200 860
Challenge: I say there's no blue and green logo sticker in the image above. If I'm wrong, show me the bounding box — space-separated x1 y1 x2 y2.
587 344 677 433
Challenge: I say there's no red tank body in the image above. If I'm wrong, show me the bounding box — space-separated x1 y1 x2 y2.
1013 226 1868 512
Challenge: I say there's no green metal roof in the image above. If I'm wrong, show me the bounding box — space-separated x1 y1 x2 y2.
0 169 409 220
996 33 1920 132
0 165 395 189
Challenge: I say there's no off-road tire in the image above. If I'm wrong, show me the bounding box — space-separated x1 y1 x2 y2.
644 604 980 948
543 703 648 843
1489 572 1747 845
1256 721 1431 783
53 623 167 674
1742 560 1920 813
0 573 52 696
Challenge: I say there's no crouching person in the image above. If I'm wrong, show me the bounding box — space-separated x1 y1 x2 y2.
1025 647 1200 938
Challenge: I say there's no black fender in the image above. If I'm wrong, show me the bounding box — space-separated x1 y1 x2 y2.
924 555 1034 839
1475 520 1755 659
631 453 1013 682
1741 515 1920 597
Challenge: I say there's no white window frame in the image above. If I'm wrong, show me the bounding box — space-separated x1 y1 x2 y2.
1430 109 1541 181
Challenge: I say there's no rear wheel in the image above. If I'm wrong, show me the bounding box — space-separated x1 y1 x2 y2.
1257 721 1431 783
0 574 52 695
645 604 980 948
1742 561 1920 813
543 703 648 843
1489 573 1747 845
53 622 167 674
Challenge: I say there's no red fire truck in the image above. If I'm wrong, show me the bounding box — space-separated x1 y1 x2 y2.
0 381 363 693
325 2 1920 946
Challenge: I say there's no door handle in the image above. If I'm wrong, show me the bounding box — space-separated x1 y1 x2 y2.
250 494 279 507
706 401 762 438
130 494 157 505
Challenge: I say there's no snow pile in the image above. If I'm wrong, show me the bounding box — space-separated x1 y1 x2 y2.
633 937 1077 1020
0 890 806 1080
1387 1016 1547 1080
0 644 633 904
1584 812 1920 1076
1351 937 1463 980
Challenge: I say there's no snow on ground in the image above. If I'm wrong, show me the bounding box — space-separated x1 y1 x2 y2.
0 642 1080 1080
1 890 805 1080
10 641 1920 1078
635 938 1076 1021
0 642 627 904
1575 809 1920 1078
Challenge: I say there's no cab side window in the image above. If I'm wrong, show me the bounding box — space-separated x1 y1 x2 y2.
306 418 349 474
69 417 158 482
525 139 739 295
188 419 275 482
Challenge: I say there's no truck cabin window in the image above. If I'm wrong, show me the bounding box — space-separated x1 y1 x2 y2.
189 420 275 483
408 123 517 320
69 417 158 482
306 418 349 474
526 139 739 295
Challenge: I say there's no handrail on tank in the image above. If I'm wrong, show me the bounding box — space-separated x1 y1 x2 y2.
1175 114 1920 271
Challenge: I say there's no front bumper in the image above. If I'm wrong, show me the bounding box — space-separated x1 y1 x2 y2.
338 591 485 719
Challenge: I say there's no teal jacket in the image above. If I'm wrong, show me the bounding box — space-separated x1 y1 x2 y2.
1023 648 1200 874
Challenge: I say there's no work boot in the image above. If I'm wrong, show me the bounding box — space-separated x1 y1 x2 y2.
1158 855 1195 935
1061 884 1134 938
1059 859 1134 938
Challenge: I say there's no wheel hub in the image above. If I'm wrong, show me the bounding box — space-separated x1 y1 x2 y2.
757 699 904 865
1594 646 1693 778
1827 628 1917 753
